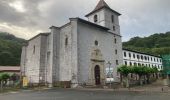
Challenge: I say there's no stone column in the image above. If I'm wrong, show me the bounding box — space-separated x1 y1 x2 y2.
70 18 78 88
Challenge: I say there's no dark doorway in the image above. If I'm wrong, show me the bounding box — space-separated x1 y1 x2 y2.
94 65 100 85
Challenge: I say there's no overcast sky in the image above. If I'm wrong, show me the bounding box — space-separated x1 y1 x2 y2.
0 0 170 41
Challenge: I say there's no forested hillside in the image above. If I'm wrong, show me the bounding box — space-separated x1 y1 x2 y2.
123 32 170 56
0 32 26 66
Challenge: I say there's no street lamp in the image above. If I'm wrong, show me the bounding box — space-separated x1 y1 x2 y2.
107 61 112 88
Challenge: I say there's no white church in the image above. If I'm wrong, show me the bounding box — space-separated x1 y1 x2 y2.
20 0 162 87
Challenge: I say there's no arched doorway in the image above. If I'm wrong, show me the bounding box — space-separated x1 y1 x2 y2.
89 49 105 86
94 65 100 85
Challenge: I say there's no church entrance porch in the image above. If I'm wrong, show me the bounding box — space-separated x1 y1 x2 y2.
88 49 106 86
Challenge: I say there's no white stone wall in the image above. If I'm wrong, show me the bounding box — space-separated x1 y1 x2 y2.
45 33 53 84
59 24 73 81
77 21 123 83
87 8 120 34
24 36 41 83
86 7 122 83
20 34 49 84
87 9 105 27
51 27 60 82
70 19 79 87
20 46 27 76
46 27 61 84
39 35 48 83
104 9 120 34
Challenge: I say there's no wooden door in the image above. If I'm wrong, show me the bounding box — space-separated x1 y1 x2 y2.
94 65 100 85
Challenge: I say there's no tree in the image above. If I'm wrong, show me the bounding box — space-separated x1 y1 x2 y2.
10 73 20 86
10 73 18 82
123 32 170 56
153 67 159 79
0 32 26 66
131 66 159 85
0 73 10 86
117 65 132 88
0 51 14 65
118 65 160 87
143 67 154 84
133 66 146 85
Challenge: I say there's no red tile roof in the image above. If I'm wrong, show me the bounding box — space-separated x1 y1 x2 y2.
0 66 20 72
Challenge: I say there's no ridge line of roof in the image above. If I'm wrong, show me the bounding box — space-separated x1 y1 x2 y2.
27 32 50 42
75 17 109 30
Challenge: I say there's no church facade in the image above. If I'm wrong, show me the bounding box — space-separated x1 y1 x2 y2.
20 0 123 87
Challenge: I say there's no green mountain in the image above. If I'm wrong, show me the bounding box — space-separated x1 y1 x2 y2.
0 32 26 66
123 32 170 56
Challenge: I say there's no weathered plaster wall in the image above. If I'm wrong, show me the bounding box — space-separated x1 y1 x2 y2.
39 35 48 83
87 9 105 27
77 21 123 84
51 27 60 82
20 46 27 76
104 9 120 34
59 24 73 81
25 36 41 83
45 33 53 84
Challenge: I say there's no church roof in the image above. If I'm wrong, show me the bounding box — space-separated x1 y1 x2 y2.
0 66 20 72
94 0 110 11
72 17 109 31
28 32 50 42
85 0 121 17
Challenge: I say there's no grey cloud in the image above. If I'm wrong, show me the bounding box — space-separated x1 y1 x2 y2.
0 0 170 41
37 0 97 27
0 0 44 28
116 0 170 41
0 1 25 24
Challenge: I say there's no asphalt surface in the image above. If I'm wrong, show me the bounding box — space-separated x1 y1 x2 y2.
0 88 170 100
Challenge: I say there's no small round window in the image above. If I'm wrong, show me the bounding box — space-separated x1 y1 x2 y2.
95 40 98 46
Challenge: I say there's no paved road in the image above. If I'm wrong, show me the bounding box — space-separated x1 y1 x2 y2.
0 88 170 100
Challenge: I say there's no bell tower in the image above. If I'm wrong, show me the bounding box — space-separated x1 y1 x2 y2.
85 0 121 35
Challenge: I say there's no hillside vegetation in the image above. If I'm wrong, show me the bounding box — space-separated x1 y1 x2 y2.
123 32 170 56
0 32 26 66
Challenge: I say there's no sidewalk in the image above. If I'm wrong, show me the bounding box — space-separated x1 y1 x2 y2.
75 85 170 93
77 80 170 93
114 85 170 92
